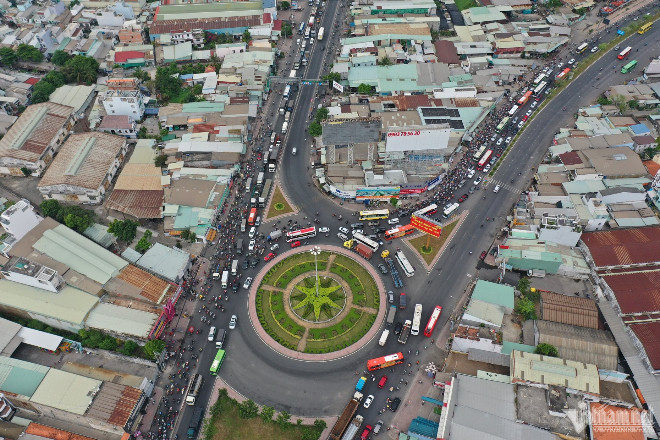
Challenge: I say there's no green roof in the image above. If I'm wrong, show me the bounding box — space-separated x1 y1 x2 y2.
348 64 427 94
472 280 514 309
0 357 49 397
33 225 128 285
182 102 225 113
464 299 505 327
501 342 535 355
83 223 116 248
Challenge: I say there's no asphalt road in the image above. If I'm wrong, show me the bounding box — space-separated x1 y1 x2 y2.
174 6 660 437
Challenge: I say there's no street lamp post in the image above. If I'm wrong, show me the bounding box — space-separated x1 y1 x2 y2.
310 246 321 297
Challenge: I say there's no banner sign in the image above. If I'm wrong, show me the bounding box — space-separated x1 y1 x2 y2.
355 187 400 200
333 81 344 92
411 215 442 238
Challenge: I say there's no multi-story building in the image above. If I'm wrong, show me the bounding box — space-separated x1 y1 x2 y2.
0 256 65 293
0 199 43 242
100 89 145 121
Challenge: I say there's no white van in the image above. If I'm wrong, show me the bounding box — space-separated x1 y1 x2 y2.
292 147 297 155
378 329 390 346
208 326 217 342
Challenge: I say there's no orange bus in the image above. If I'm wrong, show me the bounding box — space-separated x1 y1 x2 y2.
384 224 415 240
367 352 404 371
424 306 443 337
517 90 533 105
247 208 257 225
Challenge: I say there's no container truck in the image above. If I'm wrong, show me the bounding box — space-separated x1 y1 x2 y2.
398 320 411 344
284 111 291 122
329 398 360 440
236 238 243 255
187 408 204 439
355 376 367 392
411 304 423 336
318 26 325 40
221 270 229 289
386 304 397 326
256 172 264 187
355 243 373 260
340 415 363 440
267 230 282 241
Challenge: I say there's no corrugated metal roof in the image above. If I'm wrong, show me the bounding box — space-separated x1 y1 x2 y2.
0 356 48 397
85 303 156 339
116 265 172 304
25 422 97 440
105 189 164 219
601 269 660 315
83 223 116 248
629 322 660 371
511 350 600 394
30 369 101 415
471 280 514 309
540 291 600 329
0 316 21 353
464 299 505 327
33 225 128 285
150 15 261 36
86 382 142 427
582 226 660 268
136 243 189 283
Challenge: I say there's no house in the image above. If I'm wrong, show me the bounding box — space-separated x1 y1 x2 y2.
97 114 138 138
0 103 75 176
100 89 145 120
37 132 127 204
633 135 656 153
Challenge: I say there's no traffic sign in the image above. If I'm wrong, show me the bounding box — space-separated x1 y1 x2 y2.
411 215 442 238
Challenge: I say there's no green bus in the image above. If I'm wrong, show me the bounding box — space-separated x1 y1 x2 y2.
209 349 226 375
621 60 637 74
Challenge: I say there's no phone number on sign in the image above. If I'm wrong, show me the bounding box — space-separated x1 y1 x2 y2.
387 131 421 137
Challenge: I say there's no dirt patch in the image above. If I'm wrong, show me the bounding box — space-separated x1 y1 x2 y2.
444 351 510 376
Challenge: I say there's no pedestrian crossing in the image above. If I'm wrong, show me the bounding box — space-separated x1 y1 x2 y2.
486 179 525 194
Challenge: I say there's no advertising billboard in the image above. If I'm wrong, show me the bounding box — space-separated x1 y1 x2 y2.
355 187 400 201
385 128 451 152
411 214 442 238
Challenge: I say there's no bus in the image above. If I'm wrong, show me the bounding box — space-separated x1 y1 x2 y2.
352 231 379 252
185 374 204 405
495 117 510 133
423 306 443 337
532 73 546 85
395 250 414 277
260 179 272 207
621 60 637 74
556 67 571 79
367 352 404 371
477 149 493 169
442 203 459 218
411 304 423 335
317 26 324 41
508 104 519 116
517 90 533 105
617 46 632 60
414 204 438 217
384 224 415 240
359 209 389 221
298 23 305 35
533 81 548 97
231 259 239 276
286 226 316 242
576 43 588 54
247 208 257 226
638 23 652 34
472 145 487 161
209 349 226 375
283 85 291 98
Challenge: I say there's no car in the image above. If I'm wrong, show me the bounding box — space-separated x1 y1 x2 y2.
388 397 401 412
468 185 476 194
591 46 599 53
350 222 364 229
394 322 403 335
360 425 373 440
483 164 491 173
467 169 475 178
633 16 638 21
526 109 532 117
458 179 467 188
270 243 279 251
511 116 519 124
388 291 394 304
319 227 329 233
229 315 237 329
208 326 216 341
378 375 388 389
352 229 363 236
242 259 249 269
493 185 501 193
480 251 487 260
338 226 349 234
243 277 253 289
496 137 503 146
614 45 620 51
337 232 348 241
518 121 525 129
490 134 497 142
248 239 256 251
373 420 384 435
291 240 301 248
458 194 468 203
568 58 576 65
232 282 239 292
522 115 529 122
255 216 261 226
363 395 374 409
378 263 388 274
251 259 259 268
388 218 400 225
264 252 276 261
249 226 256 238
530 101 538 108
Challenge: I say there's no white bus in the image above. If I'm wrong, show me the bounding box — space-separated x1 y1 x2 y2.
231 259 238 276
395 250 414 277
283 85 291 99
286 227 317 242
411 304 423 336
442 203 459 218
508 104 519 116
298 23 305 34
532 73 546 85
352 231 379 252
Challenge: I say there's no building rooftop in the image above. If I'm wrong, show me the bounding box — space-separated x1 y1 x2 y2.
30 368 101 415
582 147 648 178
24 422 97 440
471 280 514 309
37 132 125 191
511 350 600 395
582 225 660 268
86 382 142 428
135 243 189 283
0 356 49 397
629 322 660 371
321 118 381 145
540 291 600 329
590 402 652 440
48 84 95 114
600 269 660 315
98 115 134 130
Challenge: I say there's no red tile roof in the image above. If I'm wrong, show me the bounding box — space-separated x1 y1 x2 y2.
629 322 660 370
25 423 96 440
434 40 460 65
601 270 660 315
98 115 133 130
581 226 660 267
263 12 272 25
24 77 39 85
398 94 431 111
115 51 145 63
590 402 645 440
150 15 262 36
272 19 282 31
559 151 582 166
643 160 660 177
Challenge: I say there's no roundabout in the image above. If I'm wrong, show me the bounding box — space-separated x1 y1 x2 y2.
252 247 382 356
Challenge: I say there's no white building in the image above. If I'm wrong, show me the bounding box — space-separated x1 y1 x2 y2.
0 199 43 241
100 89 145 121
1 257 65 293
171 29 204 48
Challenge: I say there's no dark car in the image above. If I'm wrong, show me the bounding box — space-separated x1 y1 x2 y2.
468 185 476 194
394 322 403 335
377 227 388 233
378 263 389 274
232 282 239 292
457 194 468 203
242 259 249 270
250 259 259 268
388 397 401 412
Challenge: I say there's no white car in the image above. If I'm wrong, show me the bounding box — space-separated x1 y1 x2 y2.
248 239 256 251
319 227 329 233
568 58 575 65
337 232 348 241
338 226 349 234
556 62 564 69
518 121 525 129
474 176 483 185
505 136 512 144
590 46 599 53
229 315 237 330
352 229 363 236
243 277 253 289
526 110 532 117
493 185 501 193
249 226 256 238
208 326 216 341
387 218 399 225
270 243 279 251
467 169 475 178
483 164 492 173
496 138 503 146
363 394 374 409
530 101 538 109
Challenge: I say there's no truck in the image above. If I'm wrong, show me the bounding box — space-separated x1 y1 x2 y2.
356 376 367 392
398 319 412 344
256 171 264 188
411 304 422 336
386 304 397 326
284 111 291 122
317 26 325 41
221 270 229 289
340 415 363 440
289 69 297 79
329 398 360 440
384 257 403 288
215 328 226 348
231 259 239 276
282 121 288 134
267 229 282 241
355 243 373 260
527 269 546 278
268 147 280 173
399 292 407 309
187 408 204 439
378 329 389 346
236 238 243 255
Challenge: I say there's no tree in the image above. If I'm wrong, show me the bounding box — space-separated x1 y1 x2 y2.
282 22 293 38
276 410 291 427
535 343 559 357
69 0 80 7
517 277 530 295
78 329 104 348
612 94 627 113
243 30 252 43
323 72 341 84
627 99 639 110
314 419 327 431
107 219 139 242
301 429 317 440
143 339 165 359
378 56 392 66
260 405 275 422
315 107 329 123
51 50 70 66
16 44 43 62
135 230 153 253
0 47 17 66
357 83 373 94
515 297 536 320
308 122 322 137
238 399 259 419
120 340 139 356
390 197 398 207
31 80 56 103
597 96 611 106
154 154 168 167
155 67 183 102
20 167 31 176
99 337 118 351
62 55 99 84
281 1 291 10
40 199 62 218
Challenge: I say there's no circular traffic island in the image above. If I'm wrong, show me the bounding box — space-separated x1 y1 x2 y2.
255 250 380 354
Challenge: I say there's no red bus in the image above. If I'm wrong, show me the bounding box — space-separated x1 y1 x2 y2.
286 226 316 242
384 224 415 240
617 46 632 60
247 208 257 225
367 352 404 371
477 149 493 169
423 306 443 337
517 90 533 105
556 68 571 79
